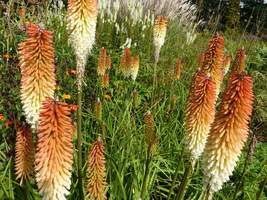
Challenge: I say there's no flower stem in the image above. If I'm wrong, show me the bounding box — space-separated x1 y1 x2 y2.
175 159 196 200
167 147 185 200
77 85 84 198
140 147 152 199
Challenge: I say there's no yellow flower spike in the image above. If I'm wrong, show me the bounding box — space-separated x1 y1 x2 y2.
203 51 254 194
201 34 225 97
35 98 74 200
15 124 34 185
67 0 98 85
185 70 216 160
130 54 139 81
153 16 168 64
87 138 107 200
18 23 56 129
97 47 107 76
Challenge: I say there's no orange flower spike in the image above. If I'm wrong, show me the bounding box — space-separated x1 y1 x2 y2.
201 34 225 97
174 59 182 80
106 55 112 70
67 0 98 85
130 54 139 81
97 47 107 76
87 138 107 200
232 48 246 73
223 54 232 75
101 73 110 88
18 23 56 129
15 124 34 185
153 16 168 63
120 48 132 77
185 70 216 159
203 69 253 193
35 98 74 200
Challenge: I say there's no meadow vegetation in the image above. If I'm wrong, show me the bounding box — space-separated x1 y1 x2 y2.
0 0 266 200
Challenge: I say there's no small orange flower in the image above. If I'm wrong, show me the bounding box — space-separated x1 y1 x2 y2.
3 52 12 61
120 48 132 77
69 104 79 112
63 94 71 100
66 69 77 76
0 114 4 121
18 7 26 18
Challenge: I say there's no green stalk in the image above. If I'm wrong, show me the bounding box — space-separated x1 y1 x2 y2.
140 147 152 199
175 160 196 200
167 147 185 200
256 176 267 200
77 85 84 198
151 62 158 108
201 184 213 200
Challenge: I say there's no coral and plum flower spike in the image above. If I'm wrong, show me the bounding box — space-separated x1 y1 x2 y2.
18 23 56 129
15 124 34 185
201 34 225 97
35 98 74 200
67 0 98 84
185 70 216 160
87 138 107 200
153 16 168 64
203 63 253 193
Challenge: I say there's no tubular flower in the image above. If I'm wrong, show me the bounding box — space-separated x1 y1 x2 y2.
18 23 56 129
201 34 225 97
185 70 216 160
97 47 107 76
203 70 253 193
130 55 139 81
153 16 168 64
15 124 34 185
223 54 232 75
174 59 182 80
87 138 107 200
120 48 132 77
35 98 74 200
67 0 98 86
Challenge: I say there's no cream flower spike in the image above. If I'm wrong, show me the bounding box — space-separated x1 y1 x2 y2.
18 23 56 130
67 0 98 86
